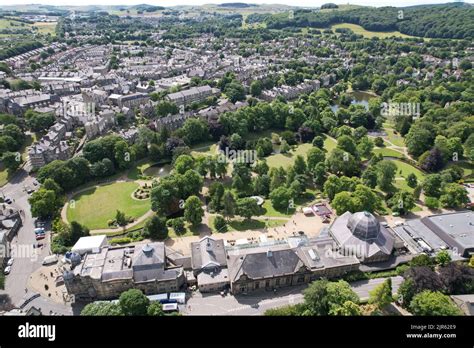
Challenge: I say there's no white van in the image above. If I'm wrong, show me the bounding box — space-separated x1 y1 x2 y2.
42 255 58 265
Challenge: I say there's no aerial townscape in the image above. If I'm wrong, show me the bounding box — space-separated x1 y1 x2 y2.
0 1 473 321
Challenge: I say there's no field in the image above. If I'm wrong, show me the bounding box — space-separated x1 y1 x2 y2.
208 215 287 233
267 143 313 169
323 136 337 153
331 23 416 39
390 159 425 180
0 18 56 35
383 126 406 147
66 181 150 230
32 22 57 35
373 147 404 158
0 18 27 29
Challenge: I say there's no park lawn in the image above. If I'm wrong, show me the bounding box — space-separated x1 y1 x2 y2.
0 165 8 187
262 200 294 218
208 215 287 233
383 127 405 147
331 23 416 39
373 147 404 158
394 179 413 192
66 181 150 230
390 159 425 180
169 222 201 238
323 136 337 153
191 142 217 157
267 143 313 169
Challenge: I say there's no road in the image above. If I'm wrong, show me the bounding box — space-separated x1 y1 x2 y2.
0 169 72 315
184 276 403 316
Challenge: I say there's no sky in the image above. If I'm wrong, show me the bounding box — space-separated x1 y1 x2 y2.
1 0 471 8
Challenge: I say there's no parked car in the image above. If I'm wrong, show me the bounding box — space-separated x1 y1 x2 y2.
42 255 58 266
4 197 12 204
35 234 45 241
35 219 47 228
7 258 13 266
33 243 44 248
4 266 11 275
34 228 45 235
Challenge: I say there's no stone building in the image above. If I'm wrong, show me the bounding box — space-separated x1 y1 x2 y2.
63 243 185 301
190 236 229 293
227 237 359 295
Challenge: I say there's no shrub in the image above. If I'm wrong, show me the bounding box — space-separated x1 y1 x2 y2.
110 237 132 245
170 217 186 235
425 196 440 210
214 215 227 232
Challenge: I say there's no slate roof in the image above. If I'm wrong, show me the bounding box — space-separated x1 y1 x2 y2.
132 243 165 271
191 236 227 271
227 245 305 282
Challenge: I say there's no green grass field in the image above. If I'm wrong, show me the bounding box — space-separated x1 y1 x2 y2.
0 18 27 29
323 136 337 153
267 143 313 169
66 181 150 230
331 23 416 39
390 159 425 180
208 215 287 233
0 18 56 36
373 147 404 158
383 127 405 147
32 22 57 35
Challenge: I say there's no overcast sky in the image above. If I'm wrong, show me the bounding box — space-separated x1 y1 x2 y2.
1 1 471 8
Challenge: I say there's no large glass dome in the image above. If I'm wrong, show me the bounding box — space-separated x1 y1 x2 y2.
346 211 380 240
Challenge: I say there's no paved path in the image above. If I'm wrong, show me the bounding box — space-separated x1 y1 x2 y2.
184 276 403 316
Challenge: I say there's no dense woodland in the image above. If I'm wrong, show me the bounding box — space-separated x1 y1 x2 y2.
258 4 474 39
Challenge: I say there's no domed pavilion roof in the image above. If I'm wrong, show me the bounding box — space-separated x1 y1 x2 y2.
346 211 380 240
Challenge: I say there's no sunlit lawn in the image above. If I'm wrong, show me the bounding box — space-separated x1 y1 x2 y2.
373 147 404 158
323 136 337 153
66 181 150 230
331 23 416 39
208 215 287 233
267 143 313 169
390 159 425 180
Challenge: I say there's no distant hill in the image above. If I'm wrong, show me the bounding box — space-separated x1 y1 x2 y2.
218 3 257 8
132 4 165 12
